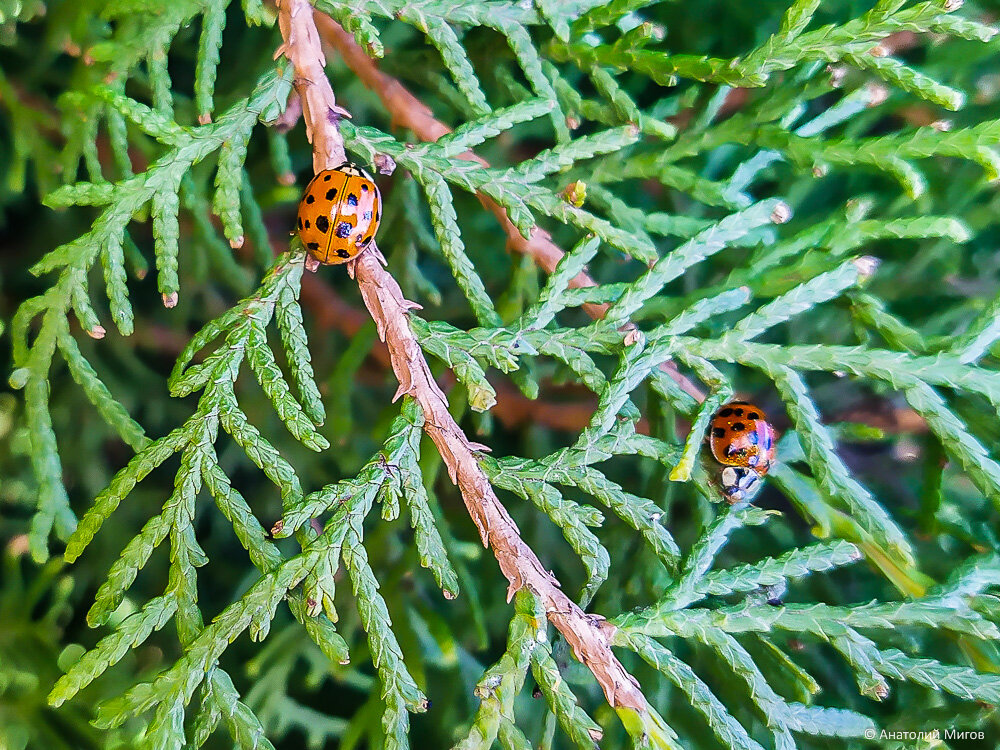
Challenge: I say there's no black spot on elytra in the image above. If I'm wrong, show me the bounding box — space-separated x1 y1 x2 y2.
732 408 744 417
712 427 726 439
336 222 352 238
304 219 310 228
326 188 338 201
305 194 315 204
306 241 320 251
732 422 746 432
336 248 350 258
315 215 330 233
748 412 760 420
347 193 358 206
297 217 303 230
718 408 734 417
324 174 332 181
361 184 369 192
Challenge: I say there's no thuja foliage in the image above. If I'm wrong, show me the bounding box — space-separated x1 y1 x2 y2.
5 0 1000 747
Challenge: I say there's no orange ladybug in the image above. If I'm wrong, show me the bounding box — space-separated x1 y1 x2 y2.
708 401 777 502
296 163 381 264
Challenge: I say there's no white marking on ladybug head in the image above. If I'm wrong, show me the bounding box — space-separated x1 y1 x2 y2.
338 163 377 181
720 466 762 503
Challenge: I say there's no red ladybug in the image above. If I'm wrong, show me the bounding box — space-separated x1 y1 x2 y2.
708 401 777 502
296 163 381 264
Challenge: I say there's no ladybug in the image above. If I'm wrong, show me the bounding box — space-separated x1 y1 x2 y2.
708 400 777 502
296 163 381 264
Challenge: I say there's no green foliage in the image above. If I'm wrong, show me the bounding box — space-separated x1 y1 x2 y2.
5 0 1000 748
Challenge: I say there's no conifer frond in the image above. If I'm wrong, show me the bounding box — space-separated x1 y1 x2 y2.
7 0 1000 746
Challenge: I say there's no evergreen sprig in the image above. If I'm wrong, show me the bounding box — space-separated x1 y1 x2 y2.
6 0 1000 747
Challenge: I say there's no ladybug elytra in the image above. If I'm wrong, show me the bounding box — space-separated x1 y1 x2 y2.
708 401 777 502
296 163 381 264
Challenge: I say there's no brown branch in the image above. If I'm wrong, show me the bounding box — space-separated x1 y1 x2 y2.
276 0 348 173
352 248 648 711
277 0 655 718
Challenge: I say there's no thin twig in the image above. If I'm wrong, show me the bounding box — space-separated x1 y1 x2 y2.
276 0 347 172
276 0 653 715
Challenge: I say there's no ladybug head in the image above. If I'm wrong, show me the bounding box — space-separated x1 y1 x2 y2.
720 466 762 503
